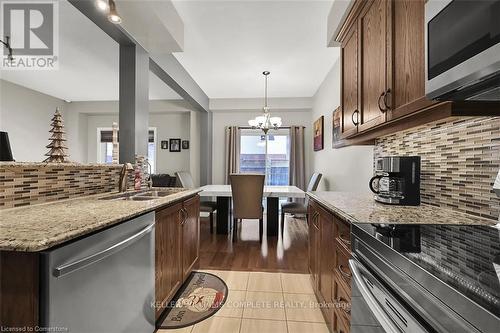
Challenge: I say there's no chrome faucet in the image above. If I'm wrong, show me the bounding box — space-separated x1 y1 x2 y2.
145 160 153 189
119 163 134 192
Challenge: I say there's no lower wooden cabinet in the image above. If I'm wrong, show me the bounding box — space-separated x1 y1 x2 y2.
181 195 200 279
308 199 352 333
155 194 200 320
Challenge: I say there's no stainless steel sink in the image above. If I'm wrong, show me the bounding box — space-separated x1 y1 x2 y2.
138 189 185 197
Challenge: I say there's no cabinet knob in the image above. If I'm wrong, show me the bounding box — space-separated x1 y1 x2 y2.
351 110 360 126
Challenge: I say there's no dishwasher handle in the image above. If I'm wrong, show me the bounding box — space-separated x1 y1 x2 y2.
53 223 154 278
349 258 401 333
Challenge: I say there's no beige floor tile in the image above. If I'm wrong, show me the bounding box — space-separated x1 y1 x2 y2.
157 326 193 333
281 273 315 294
283 293 325 323
191 316 241 333
247 272 283 292
243 291 286 321
240 319 287 333
204 270 249 291
287 321 330 333
215 290 246 318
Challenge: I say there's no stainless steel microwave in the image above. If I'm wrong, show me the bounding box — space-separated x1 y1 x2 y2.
425 0 500 101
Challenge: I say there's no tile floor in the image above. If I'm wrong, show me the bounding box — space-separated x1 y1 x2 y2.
157 270 329 333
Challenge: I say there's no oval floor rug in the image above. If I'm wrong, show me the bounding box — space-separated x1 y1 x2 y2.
159 271 228 329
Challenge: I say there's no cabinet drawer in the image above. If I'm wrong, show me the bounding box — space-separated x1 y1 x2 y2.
335 217 351 252
333 276 351 317
334 246 352 289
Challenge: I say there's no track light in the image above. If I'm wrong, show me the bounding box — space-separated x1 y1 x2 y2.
107 0 122 24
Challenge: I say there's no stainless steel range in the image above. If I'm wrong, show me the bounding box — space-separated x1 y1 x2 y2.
350 223 500 333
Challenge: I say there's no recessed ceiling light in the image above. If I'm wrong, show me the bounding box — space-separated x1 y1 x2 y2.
107 0 122 24
96 0 108 11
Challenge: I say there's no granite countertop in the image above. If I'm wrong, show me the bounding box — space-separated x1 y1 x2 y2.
0 188 200 252
307 191 497 226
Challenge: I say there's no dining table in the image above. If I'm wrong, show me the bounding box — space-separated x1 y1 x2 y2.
199 185 305 236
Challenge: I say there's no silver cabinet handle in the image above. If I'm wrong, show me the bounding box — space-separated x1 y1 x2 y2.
53 223 154 278
348 259 401 333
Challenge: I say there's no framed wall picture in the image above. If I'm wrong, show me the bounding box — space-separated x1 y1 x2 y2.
161 140 168 150
332 107 341 147
169 138 181 152
313 115 324 151
182 140 190 149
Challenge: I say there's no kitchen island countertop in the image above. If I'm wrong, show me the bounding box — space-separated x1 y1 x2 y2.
307 191 497 226
0 188 200 252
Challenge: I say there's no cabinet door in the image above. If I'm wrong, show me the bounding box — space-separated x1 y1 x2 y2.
319 207 334 302
319 207 335 328
359 0 390 132
182 195 200 279
388 0 435 120
341 23 360 138
155 203 182 319
308 203 320 292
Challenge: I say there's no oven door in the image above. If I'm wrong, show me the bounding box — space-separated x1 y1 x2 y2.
349 258 429 333
425 0 500 100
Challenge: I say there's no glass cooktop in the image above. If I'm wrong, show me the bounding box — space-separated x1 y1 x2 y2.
355 223 500 317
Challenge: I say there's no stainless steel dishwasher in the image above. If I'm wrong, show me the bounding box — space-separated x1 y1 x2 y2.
40 212 155 333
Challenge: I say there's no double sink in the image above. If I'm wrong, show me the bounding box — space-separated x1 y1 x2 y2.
99 188 186 201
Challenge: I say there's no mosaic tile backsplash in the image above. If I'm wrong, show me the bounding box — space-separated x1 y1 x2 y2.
374 116 500 220
0 162 125 209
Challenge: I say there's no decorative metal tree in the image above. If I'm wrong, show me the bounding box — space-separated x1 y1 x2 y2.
43 108 69 163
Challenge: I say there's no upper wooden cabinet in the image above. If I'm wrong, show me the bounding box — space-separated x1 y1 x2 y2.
359 0 390 131
341 23 359 137
335 0 499 146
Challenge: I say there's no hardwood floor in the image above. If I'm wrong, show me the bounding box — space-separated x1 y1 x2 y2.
199 214 309 273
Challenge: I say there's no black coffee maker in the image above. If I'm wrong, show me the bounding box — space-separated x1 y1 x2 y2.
369 156 421 206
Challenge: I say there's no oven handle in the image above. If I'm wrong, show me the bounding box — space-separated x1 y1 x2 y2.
53 223 154 278
349 259 401 333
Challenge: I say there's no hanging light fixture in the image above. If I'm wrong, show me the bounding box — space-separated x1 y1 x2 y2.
248 71 282 134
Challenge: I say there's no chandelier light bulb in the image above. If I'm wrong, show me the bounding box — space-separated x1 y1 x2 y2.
96 0 108 11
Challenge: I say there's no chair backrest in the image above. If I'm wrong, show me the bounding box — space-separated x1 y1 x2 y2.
176 171 195 189
230 174 265 219
307 172 323 192
305 173 322 205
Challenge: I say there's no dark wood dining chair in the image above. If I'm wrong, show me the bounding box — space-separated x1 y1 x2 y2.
176 171 217 233
280 173 322 236
229 173 265 243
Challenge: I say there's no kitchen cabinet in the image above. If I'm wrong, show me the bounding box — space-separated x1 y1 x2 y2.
341 23 360 138
358 0 390 132
181 195 200 279
155 202 183 319
308 202 320 292
335 0 499 146
308 200 352 333
155 194 200 320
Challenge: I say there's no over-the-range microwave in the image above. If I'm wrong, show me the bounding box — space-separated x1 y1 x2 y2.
425 0 500 101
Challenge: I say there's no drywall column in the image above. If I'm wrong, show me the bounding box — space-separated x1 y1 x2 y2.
119 44 149 163
199 110 213 185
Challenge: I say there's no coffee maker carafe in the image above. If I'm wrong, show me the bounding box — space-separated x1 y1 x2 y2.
369 156 421 206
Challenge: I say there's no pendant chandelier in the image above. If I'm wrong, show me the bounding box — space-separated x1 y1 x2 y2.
248 71 282 134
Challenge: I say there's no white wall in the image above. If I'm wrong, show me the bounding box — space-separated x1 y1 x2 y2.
0 80 68 162
311 59 374 191
211 108 313 185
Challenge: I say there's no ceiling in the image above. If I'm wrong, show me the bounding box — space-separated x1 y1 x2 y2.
172 0 339 99
0 0 181 101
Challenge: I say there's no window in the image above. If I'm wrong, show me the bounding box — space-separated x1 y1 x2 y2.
97 128 157 173
239 129 290 185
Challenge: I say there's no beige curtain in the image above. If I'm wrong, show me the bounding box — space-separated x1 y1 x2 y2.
289 126 306 190
224 126 241 184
